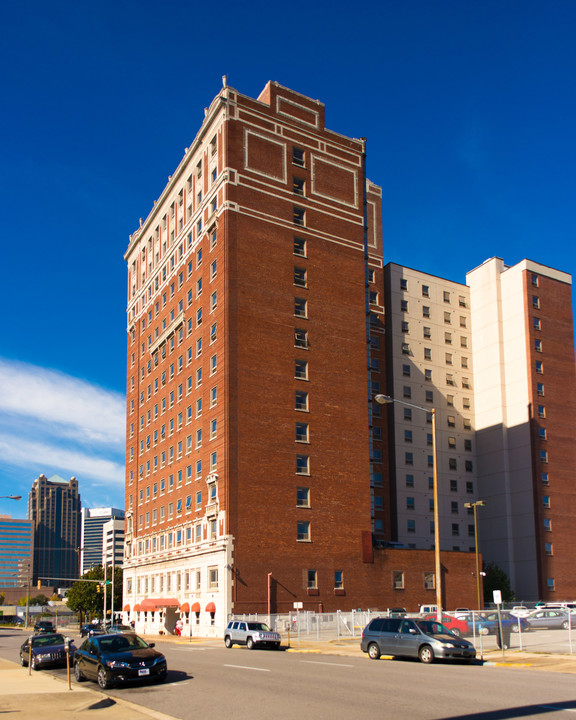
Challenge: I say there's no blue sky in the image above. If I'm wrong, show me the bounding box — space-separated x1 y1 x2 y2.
1 0 575 516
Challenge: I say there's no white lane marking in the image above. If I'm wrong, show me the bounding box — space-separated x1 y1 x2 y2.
301 660 355 668
223 664 271 672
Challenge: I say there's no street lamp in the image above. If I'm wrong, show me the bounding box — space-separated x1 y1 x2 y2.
374 394 442 619
464 500 485 610
0 495 22 500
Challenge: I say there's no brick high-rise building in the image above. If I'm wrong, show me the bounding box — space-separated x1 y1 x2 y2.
123 80 477 634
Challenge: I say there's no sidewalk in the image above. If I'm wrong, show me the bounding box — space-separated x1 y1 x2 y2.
3 636 576 720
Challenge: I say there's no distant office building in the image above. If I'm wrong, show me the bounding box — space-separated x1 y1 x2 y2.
81 508 124 574
382 258 576 600
28 474 81 587
0 516 33 589
102 516 125 568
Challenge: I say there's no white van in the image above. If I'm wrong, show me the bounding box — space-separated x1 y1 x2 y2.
419 604 439 616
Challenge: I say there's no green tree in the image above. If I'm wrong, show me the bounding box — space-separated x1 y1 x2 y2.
18 594 49 606
66 566 123 622
483 561 514 603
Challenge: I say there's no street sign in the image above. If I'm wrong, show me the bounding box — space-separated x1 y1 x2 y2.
493 590 502 605
293 602 303 609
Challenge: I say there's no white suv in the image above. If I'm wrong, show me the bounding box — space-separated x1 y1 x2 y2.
224 621 281 650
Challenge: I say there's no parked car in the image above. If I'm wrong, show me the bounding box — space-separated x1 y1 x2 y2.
422 613 469 637
20 633 76 670
453 608 471 619
80 623 105 638
468 612 529 635
525 609 573 630
361 617 476 664
419 605 439 616
387 607 407 618
106 624 134 634
33 620 55 634
73 633 167 689
224 621 281 649
510 606 531 618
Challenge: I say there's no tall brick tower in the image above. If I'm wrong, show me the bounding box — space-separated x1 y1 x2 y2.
123 81 477 634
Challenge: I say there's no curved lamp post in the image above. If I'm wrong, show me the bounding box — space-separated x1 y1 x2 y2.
374 394 442 620
0 495 22 501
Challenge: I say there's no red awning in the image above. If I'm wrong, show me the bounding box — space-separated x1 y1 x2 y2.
180 603 190 613
205 602 216 613
140 598 180 611
123 604 130 612
191 602 201 613
133 604 141 612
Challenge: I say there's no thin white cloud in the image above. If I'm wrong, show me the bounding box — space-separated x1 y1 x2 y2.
0 436 125 485
0 359 125 444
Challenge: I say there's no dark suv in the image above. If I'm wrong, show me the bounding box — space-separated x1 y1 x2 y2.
361 617 476 664
34 620 55 634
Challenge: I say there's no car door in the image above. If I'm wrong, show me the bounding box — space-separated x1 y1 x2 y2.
80 639 100 679
396 620 420 657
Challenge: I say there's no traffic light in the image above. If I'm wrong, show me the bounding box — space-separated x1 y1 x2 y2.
37 580 41 589
96 584 101 593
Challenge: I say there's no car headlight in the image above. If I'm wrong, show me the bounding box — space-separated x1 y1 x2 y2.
37 653 52 660
106 660 130 668
437 642 455 648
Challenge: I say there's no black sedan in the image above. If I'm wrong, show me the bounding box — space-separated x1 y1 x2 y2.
20 633 76 670
73 633 167 689
80 623 105 637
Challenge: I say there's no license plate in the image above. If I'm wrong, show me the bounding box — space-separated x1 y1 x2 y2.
138 668 150 676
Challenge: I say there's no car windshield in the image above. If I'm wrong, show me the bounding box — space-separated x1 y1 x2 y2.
98 634 149 652
32 634 65 647
247 622 271 631
415 621 456 637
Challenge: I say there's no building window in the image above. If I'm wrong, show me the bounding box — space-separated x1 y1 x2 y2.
404 408 412 421
296 455 310 475
293 147 305 167
393 571 404 589
295 359 308 380
400 278 408 290
406 497 415 510
404 430 413 443
534 317 541 331
449 458 457 470
544 518 551 531
401 299 408 312
422 285 429 297
539 427 547 440
424 369 432 382
542 473 549 485
296 422 309 442
402 343 410 355
402 364 410 377
294 236 307 256
547 578 555 592
451 501 459 514
540 450 548 463
445 353 453 365
334 570 344 590
537 383 544 396
543 495 550 508
535 339 542 352
407 519 416 533
293 177 305 195
425 390 434 403
533 296 540 309
424 572 435 590
406 474 414 487
297 487 310 507
405 452 414 465
294 267 307 287
298 521 311 542
295 297 308 318
545 543 553 556
401 321 409 333
295 391 308 411
422 305 430 318
452 523 460 536
444 312 451 324
536 360 543 374
307 569 317 589
293 206 305 226
424 348 432 360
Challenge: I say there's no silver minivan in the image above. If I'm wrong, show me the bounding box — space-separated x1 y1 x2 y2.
361 617 476 664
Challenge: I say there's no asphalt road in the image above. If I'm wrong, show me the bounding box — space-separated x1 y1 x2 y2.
2 630 576 720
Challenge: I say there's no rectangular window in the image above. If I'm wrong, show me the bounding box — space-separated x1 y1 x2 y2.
293 176 305 195
393 571 404 589
295 359 308 379
294 236 307 256
293 147 305 167
298 521 311 542
295 391 308 411
296 455 310 475
424 572 435 590
295 297 308 318
334 570 344 590
294 267 307 287
422 285 429 297
295 422 309 442
294 328 308 348
293 206 305 226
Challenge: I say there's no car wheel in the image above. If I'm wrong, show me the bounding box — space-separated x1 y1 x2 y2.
367 642 381 660
451 628 461 637
97 666 110 689
246 637 255 650
224 635 233 648
479 627 489 636
156 671 167 683
74 662 85 682
511 624 520 633
562 621 570 630
418 645 435 664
